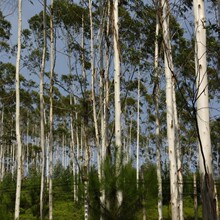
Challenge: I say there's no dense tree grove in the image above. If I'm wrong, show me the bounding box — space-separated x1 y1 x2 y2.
0 0 220 219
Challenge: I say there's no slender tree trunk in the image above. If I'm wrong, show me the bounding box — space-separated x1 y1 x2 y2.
98 2 107 217
82 120 89 220
67 42 78 202
14 0 22 219
215 183 219 220
40 1 47 219
89 0 101 178
113 0 122 207
0 106 4 182
172 79 183 219
141 169 146 220
104 0 110 160
174 108 183 220
75 104 80 202
128 113 133 162
154 2 163 218
136 70 140 188
193 1 216 219
26 116 29 174
193 173 198 220
49 0 54 219
1 149 5 180
161 0 179 219
113 0 122 162
217 0 220 79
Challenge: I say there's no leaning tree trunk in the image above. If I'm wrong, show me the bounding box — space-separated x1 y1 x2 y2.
14 0 22 219
193 0 216 219
49 0 54 219
161 0 179 219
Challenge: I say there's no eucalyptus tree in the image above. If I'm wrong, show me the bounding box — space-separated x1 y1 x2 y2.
161 0 180 218
14 0 22 219
153 1 163 218
40 0 47 219
112 0 123 208
49 0 55 219
193 0 216 219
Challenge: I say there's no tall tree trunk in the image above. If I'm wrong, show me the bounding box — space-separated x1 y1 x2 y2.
113 0 122 207
49 0 54 219
193 1 216 219
161 0 179 219
98 1 107 217
173 98 184 220
40 0 47 219
82 120 89 220
216 0 220 79
113 0 122 159
154 2 163 218
67 40 78 202
70 95 77 202
14 0 22 219
104 0 110 160
193 173 198 220
136 70 140 188
0 106 4 182
215 183 219 220
89 0 100 177
26 116 29 174
75 102 80 202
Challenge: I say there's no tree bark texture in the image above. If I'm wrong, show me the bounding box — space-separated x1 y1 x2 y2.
193 0 216 219
15 0 22 219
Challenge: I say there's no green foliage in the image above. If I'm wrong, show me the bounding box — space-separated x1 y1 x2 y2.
53 162 73 196
87 157 156 220
0 11 11 52
20 167 43 218
0 173 15 219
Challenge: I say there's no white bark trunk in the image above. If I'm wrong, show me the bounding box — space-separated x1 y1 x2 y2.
83 121 89 220
113 0 122 168
40 1 47 218
81 12 86 89
26 117 29 174
136 70 140 188
154 3 163 219
15 0 22 219
0 106 4 181
113 0 123 207
75 107 79 202
89 0 101 178
193 173 198 220
49 0 54 219
193 0 216 219
70 95 77 201
173 88 183 220
104 0 110 160
161 0 179 219
84 179 89 220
